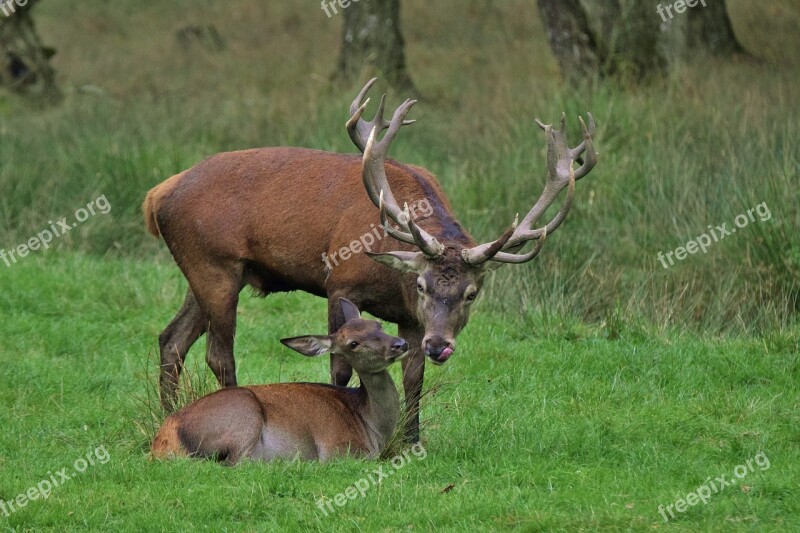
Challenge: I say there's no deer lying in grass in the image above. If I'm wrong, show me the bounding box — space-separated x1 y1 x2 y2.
151 299 409 464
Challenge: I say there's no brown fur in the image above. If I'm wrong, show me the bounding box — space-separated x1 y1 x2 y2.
151 417 186 459
153 384 371 463
151 312 407 464
142 171 186 237
146 146 483 443
145 83 596 444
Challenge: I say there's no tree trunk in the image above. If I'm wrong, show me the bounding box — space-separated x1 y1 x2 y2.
333 0 417 94
539 0 747 82
682 0 745 56
0 0 61 104
608 1 666 80
536 0 600 81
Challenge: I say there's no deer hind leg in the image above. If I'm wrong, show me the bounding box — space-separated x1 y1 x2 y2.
399 325 425 444
327 293 353 386
174 387 265 465
185 261 244 390
159 288 207 412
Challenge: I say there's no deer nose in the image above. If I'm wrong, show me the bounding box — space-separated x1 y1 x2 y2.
392 339 409 354
423 335 455 363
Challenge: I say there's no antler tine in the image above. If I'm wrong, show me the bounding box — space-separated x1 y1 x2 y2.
462 215 518 265
378 191 418 246
468 163 574 264
362 125 402 214
487 226 548 264
571 114 597 179
378 195 444 258
349 77 377 117
360 96 444 257
403 202 445 257
499 165 575 256
508 113 596 247
508 149 578 246
461 111 597 266
537 112 596 169
347 78 416 153
360 100 416 209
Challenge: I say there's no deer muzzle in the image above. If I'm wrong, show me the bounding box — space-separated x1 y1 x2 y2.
423 335 455 364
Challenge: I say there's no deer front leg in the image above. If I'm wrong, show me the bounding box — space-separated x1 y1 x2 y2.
398 325 425 443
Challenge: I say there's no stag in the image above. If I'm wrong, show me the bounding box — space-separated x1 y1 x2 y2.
143 78 597 442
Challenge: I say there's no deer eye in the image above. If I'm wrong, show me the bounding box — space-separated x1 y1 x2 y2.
348 341 359 350
416 283 424 294
465 292 478 302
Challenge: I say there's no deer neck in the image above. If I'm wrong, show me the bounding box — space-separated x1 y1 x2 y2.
355 370 400 456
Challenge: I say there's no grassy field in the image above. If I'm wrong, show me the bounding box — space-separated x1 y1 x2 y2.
0 255 798 531
1 0 799 531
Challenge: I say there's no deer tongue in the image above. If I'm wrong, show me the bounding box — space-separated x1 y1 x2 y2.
437 346 454 363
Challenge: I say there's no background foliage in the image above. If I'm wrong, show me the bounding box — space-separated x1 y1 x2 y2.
1 0 797 335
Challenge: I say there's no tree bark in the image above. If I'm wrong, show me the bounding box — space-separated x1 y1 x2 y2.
0 0 61 104
536 0 600 81
333 0 417 94
682 0 745 56
539 0 747 82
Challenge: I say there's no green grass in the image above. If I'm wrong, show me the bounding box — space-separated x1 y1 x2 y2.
0 254 798 531
1 0 799 530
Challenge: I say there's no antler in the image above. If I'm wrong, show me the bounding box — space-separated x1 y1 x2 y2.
347 79 444 257
462 113 597 265
346 77 416 153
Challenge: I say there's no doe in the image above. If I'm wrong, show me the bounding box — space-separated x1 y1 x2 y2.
151 299 408 464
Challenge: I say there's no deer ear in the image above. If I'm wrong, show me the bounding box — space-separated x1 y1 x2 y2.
366 251 426 273
339 298 361 323
280 335 332 357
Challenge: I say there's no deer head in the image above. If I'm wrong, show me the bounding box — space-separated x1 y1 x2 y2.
346 79 598 363
281 298 409 374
